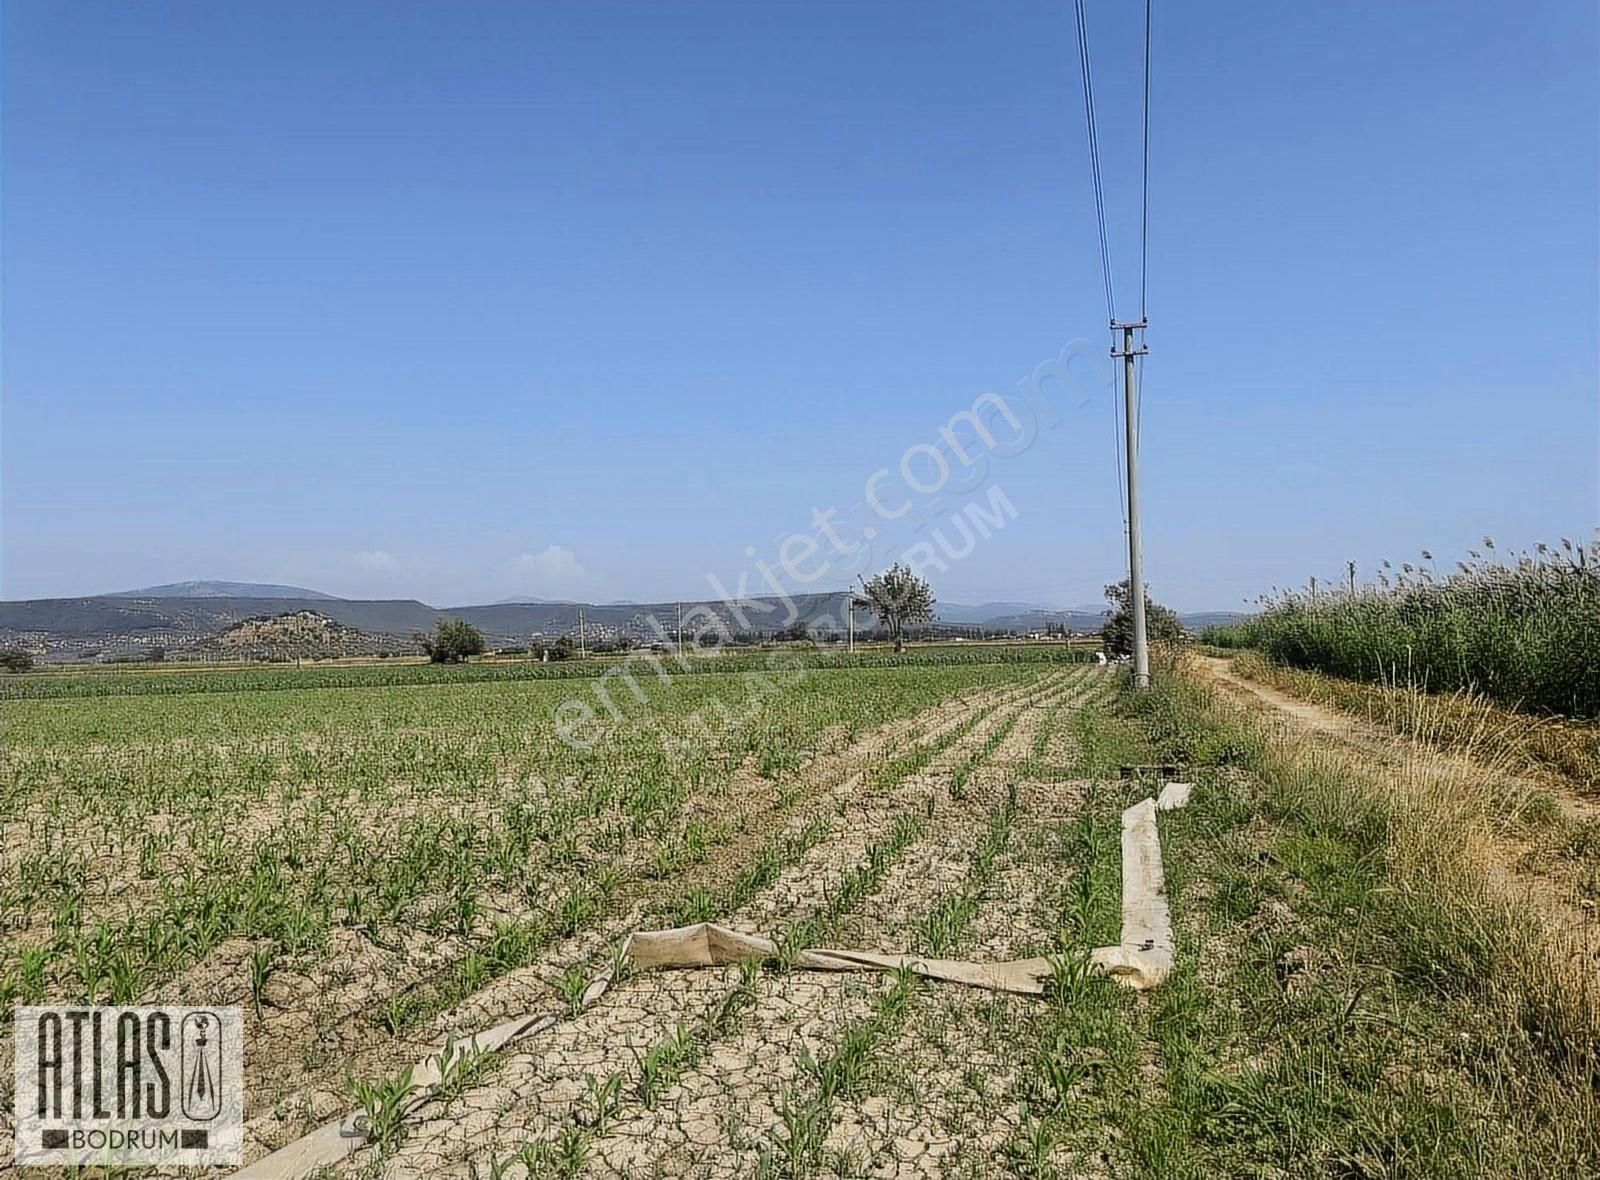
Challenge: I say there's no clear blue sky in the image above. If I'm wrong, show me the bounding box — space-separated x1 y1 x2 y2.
4 1 1595 610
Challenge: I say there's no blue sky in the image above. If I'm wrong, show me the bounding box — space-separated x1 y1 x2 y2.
3 0 1595 610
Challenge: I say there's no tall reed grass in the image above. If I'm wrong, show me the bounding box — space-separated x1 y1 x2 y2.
1206 538 1599 718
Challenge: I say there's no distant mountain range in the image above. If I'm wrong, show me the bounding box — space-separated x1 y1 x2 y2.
929 600 1099 624
0 581 1245 662
104 580 342 601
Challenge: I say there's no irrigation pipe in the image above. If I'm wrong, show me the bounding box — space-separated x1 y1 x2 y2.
233 781 1192 1178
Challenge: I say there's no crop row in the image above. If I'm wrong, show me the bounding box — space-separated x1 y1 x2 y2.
0 664 1041 1027
0 643 1093 701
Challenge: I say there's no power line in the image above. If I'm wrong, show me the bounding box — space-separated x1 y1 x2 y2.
1073 0 1115 322
1139 0 1152 320
1137 1 1151 441
1075 0 1125 531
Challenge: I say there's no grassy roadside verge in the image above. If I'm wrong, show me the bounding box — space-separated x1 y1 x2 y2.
1221 648 1600 790
1041 659 1600 1177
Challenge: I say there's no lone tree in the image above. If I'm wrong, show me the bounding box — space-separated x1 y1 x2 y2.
1100 578 1183 657
417 618 485 664
858 564 936 653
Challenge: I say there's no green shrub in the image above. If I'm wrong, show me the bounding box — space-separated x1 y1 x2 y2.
0 648 35 673
416 619 486 664
1101 578 1184 656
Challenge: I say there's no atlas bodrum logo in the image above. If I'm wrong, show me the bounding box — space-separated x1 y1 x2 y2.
180 1012 223 1121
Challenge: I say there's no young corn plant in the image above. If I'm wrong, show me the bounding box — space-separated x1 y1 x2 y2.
580 1071 624 1134
633 1024 697 1109
432 1032 489 1106
348 1065 415 1153
248 942 275 1019
556 965 589 1016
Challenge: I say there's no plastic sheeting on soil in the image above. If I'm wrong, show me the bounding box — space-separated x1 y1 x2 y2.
232 782 1191 1178
627 922 1057 993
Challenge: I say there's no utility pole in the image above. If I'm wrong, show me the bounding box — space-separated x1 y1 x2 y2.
1347 561 1357 598
846 591 855 653
1113 320 1150 688
676 602 683 660
578 608 586 659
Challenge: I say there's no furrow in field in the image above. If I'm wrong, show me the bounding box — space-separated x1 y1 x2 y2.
330 672 1079 1177
724 679 1063 940
824 670 1093 953
822 672 1114 1177
235 671 1055 1163
564 675 1089 1178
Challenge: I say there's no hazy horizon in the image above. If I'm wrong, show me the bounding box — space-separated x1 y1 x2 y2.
3 575 1131 617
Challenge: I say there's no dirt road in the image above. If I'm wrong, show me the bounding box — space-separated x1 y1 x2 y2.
1196 654 1599 823
1194 653 1600 966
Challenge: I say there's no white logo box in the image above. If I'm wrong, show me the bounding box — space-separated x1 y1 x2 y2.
13 1006 243 1167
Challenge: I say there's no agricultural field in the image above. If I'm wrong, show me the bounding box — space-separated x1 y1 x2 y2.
4 1 1593 1176
2 648 1597 1178
0 642 1091 702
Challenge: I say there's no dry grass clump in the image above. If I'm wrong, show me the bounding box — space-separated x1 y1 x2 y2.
1158 661 1593 1151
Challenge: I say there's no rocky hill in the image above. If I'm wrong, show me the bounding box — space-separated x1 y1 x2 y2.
0 597 438 661
202 610 386 661
0 592 858 661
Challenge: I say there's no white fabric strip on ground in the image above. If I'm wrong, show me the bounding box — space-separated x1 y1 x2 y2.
232 781 1193 1179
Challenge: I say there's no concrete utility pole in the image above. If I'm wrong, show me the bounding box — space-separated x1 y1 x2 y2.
676 602 683 660
578 609 586 659
846 591 855 653
1113 321 1150 688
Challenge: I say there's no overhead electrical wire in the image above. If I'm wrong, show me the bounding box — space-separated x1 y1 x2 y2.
1074 0 1153 528
1072 0 1151 327
1139 0 1152 322
1073 0 1124 529
1137 0 1151 441
1073 0 1115 324
1112 357 1128 530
